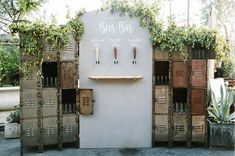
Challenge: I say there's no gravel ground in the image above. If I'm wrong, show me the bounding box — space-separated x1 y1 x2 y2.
0 135 234 156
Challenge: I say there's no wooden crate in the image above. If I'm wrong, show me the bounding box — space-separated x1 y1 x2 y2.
61 37 78 61
192 115 205 142
22 118 38 146
43 116 58 145
172 53 184 61
61 61 78 89
154 114 168 141
21 70 38 89
79 89 93 115
173 62 188 88
173 114 187 141
191 89 206 115
155 86 169 114
22 89 38 119
43 44 57 61
191 49 216 59
154 48 169 60
62 114 78 143
192 60 207 87
42 89 57 117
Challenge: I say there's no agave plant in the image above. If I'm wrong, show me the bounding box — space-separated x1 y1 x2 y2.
207 86 235 124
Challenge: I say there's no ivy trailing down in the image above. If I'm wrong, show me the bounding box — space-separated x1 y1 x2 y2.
101 0 164 48
102 0 230 61
9 10 85 76
9 1 231 76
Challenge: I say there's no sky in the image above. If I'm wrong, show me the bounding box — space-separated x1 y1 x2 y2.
32 0 203 26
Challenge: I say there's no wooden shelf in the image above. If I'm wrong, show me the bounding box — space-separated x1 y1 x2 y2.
89 76 143 80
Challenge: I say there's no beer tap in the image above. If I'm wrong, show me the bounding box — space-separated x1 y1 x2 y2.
132 47 137 64
95 47 100 64
114 47 118 64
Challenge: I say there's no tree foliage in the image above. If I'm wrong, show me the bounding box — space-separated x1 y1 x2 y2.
201 0 235 39
102 0 230 60
0 44 19 86
0 0 46 33
10 10 85 77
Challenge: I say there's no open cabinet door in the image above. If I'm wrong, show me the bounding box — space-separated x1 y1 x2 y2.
78 89 93 115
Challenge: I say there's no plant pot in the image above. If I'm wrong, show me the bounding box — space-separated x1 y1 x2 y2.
4 123 20 139
208 120 235 149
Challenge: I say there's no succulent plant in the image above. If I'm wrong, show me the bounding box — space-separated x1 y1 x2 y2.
207 86 235 124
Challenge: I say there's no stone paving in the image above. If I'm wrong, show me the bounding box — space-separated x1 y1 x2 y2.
0 136 234 156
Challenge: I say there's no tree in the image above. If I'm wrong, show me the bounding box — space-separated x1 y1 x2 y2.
201 0 235 40
0 44 19 86
0 0 46 33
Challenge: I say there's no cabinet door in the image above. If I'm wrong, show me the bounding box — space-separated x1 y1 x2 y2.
22 89 38 118
173 114 187 141
173 62 188 87
61 62 77 89
22 118 38 146
155 86 169 113
61 36 78 61
43 117 58 145
62 115 78 143
191 89 206 115
155 114 168 141
192 115 205 142
192 60 207 87
79 89 93 115
42 89 57 117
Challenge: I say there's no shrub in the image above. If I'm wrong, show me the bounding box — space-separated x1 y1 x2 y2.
0 44 19 87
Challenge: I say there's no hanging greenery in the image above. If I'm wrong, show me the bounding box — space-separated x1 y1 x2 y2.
159 18 188 58
101 0 164 47
101 0 230 61
9 10 85 76
9 0 230 77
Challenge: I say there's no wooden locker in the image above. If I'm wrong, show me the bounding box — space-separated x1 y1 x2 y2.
173 62 188 87
79 89 93 115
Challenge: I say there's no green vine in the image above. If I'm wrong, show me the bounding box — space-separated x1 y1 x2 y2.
159 18 188 58
101 0 230 61
9 10 85 76
102 0 164 47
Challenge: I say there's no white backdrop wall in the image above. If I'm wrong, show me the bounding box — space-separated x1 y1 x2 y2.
80 10 152 148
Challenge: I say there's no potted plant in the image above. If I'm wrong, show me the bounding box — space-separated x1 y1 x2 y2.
4 105 20 139
207 86 235 148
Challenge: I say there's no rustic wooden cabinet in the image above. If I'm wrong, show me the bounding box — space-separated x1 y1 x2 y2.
153 48 208 147
20 37 81 152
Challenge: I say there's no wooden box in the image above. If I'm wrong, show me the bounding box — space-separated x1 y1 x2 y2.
61 37 78 61
22 89 38 119
43 44 57 61
154 114 168 141
22 118 38 146
192 60 207 87
42 89 57 117
62 115 78 143
191 49 216 59
192 115 205 142
173 114 187 141
61 61 78 89
155 86 169 114
43 116 58 145
79 89 93 115
154 48 168 60
172 53 184 61
191 89 206 115
173 62 188 87
21 70 38 89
